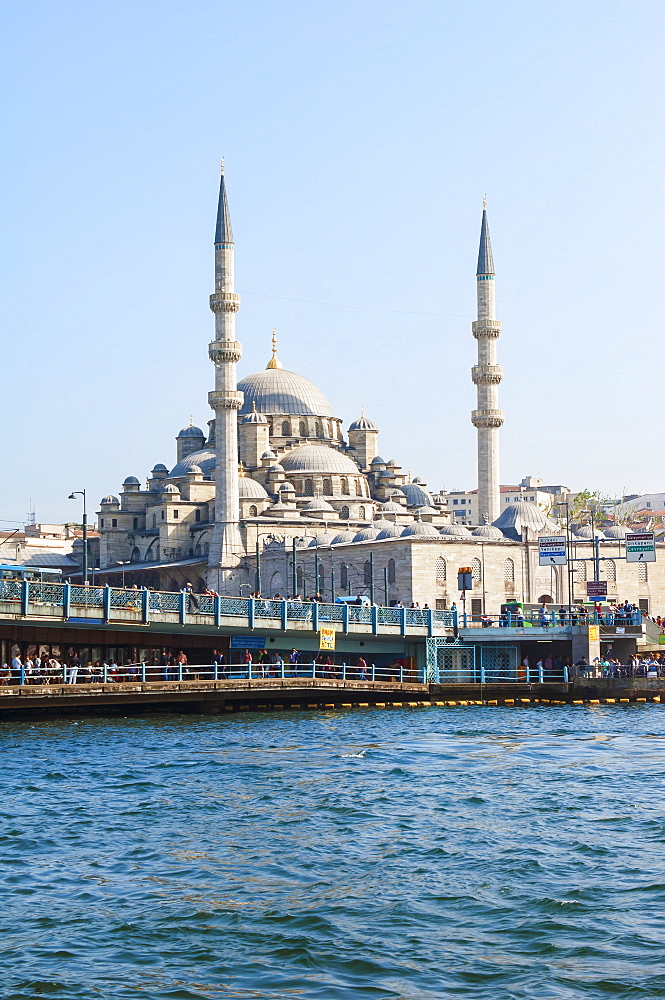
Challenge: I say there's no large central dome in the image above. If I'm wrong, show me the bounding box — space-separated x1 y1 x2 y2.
237 368 334 417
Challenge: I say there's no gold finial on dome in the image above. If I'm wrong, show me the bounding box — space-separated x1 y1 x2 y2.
238 462 246 477
266 328 283 369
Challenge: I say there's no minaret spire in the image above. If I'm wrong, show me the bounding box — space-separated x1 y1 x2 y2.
471 200 504 524
207 164 244 591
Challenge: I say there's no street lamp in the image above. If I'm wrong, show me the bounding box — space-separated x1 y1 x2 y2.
68 490 88 584
116 561 131 587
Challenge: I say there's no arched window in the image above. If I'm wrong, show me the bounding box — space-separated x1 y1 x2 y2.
638 562 648 583
503 558 515 583
359 506 366 520
328 421 333 437
436 557 446 582
355 480 363 496
574 560 586 581
188 547 194 557
364 560 372 587
341 505 350 520
131 547 140 563
315 421 323 437
606 559 616 582
340 563 348 589
538 594 552 604
282 420 290 436
132 517 138 530
152 514 156 528
323 478 332 495
299 420 306 438
388 558 396 584
195 544 201 555
472 558 481 583
248 505 258 517
305 479 314 496
195 509 201 522
341 477 349 494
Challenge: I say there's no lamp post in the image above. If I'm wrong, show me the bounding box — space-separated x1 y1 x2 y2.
117 560 131 588
68 490 88 584
383 565 388 606
369 550 375 605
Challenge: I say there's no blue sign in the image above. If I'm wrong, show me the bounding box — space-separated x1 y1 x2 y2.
229 636 272 649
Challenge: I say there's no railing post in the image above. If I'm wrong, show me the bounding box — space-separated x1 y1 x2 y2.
371 605 378 634
312 602 319 631
372 662 375 682
21 580 29 616
248 597 255 630
342 603 349 633
63 582 71 619
20 663 25 685
480 661 486 684
142 588 149 623
539 662 544 683
103 585 111 622
342 662 346 680
179 591 187 625
563 664 569 682
526 664 530 683
427 607 433 637
141 662 146 682
103 662 108 683
400 606 407 636
507 612 512 628
400 664 403 683
178 662 183 681
214 594 221 627
213 662 218 681
280 658 284 679
281 599 287 630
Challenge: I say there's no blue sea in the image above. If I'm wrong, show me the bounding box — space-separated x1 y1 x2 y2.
2 705 665 999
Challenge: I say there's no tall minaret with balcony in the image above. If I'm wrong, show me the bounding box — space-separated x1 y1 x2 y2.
471 200 504 524
207 164 244 590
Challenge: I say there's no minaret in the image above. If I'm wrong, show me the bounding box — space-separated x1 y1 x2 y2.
207 164 244 590
471 199 504 524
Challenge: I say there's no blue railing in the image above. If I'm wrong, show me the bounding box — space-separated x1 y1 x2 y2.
460 610 642 629
0 580 456 636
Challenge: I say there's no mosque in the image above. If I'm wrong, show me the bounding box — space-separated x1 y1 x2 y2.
95 170 662 615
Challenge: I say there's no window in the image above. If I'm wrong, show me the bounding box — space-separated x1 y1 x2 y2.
355 480 363 496
341 478 349 494
453 499 458 505
323 478 332 495
173 510 179 519
606 559 616 582
639 598 649 612
359 506 366 520
364 560 372 587
282 421 290 436
503 558 514 582
436 557 446 582
315 421 323 437
472 558 481 583
574 560 586 581
340 564 348 589
299 420 306 438
195 510 200 522
638 562 648 583
131 547 140 562
133 517 138 530
305 479 314 496
435 599 447 610
248 505 258 517
112 518 117 528
341 505 350 519
388 558 396 584
152 514 156 528
100 518 104 528
188 548 194 557
461 499 466 505
161 511 165 520
471 598 482 617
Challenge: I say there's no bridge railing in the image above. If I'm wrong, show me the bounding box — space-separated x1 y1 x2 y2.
0 581 456 636
460 610 642 629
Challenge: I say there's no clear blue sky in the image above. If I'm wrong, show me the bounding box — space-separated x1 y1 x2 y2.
1 0 663 525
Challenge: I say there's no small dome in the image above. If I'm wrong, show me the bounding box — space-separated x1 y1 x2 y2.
177 424 205 439
162 484 180 495
331 528 357 544
386 459 400 468
301 498 335 513
187 464 203 476
414 505 438 515
401 482 434 507
401 518 440 538
353 525 380 542
308 531 336 547
268 463 285 474
576 525 604 539
370 456 386 466
261 449 277 460
604 525 628 538
440 523 473 538
349 412 377 431
151 464 168 473
492 501 559 541
278 482 296 493
123 476 140 486
412 477 425 484
169 449 216 478
472 524 504 539
239 477 269 499
241 403 269 425
376 522 403 539
100 495 120 505
381 500 404 513
282 444 360 475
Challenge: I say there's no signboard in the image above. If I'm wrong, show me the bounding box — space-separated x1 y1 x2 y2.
586 581 608 600
625 531 656 563
230 636 270 649
538 536 568 565
319 627 336 651
659 634 665 645
588 625 599 641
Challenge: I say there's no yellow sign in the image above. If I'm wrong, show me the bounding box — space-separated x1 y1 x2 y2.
319 627 336 651
588 625 599 641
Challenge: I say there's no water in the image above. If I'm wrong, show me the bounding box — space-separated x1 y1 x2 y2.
2 705 665 1000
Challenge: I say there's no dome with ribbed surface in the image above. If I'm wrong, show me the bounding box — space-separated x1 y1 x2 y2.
308 531 337 547
123 476 140 486
472 524 504 539
241 403 268 425
370 456 386 466
604 525 628 538
162 484 180 495
492 502 559 541
401 519 440 538
331 528 357 544
239 477 269 499
576 525 605 539
170 449 216 478
376 522 402 539
349 412 377 431
301 498 335 513
381 500 404 513
177 424 205 439
440 523 472 538
100 495 120 505
282 445 359 475
237 368 334 417
401 482 434 507
353 525 380 542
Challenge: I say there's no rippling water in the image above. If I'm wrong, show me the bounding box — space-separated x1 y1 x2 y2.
3 705 665 999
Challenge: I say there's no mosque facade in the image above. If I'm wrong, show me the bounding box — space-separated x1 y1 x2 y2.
95 170 663 615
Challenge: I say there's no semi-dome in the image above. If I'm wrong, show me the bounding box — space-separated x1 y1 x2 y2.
186 464 203 476
353 525 380 542
237 368 334 417
282 445 360 475
401 518 440 538
123 476 140 486
604 525 628 538
100 495 120 505
170 449 216 478
492 501 559 541
472 524 504 540
177 424 205 439
349 412 377 431
331 528 357 544
239 477 269 499
401 482 434 507
376 522 402 539
440 523 472 538
162 484 180 495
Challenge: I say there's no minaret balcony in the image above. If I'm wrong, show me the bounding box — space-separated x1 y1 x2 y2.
472 319 502 339
471 408 505 428
208 390 244 411
210 291 241 313
471 364 503 385
209 341 243 364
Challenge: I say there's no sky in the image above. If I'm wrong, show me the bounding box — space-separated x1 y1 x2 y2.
1 0 663 526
